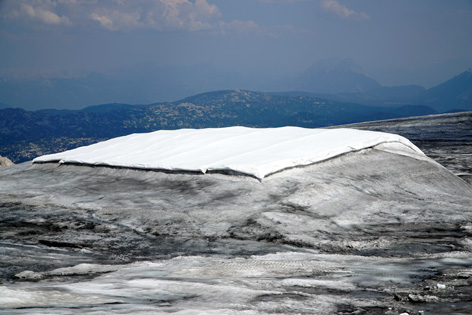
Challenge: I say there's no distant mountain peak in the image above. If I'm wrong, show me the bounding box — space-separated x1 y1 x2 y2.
419 68 472 111
293 58 381 94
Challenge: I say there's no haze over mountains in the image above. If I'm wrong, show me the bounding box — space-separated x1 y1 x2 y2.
1 59 471 112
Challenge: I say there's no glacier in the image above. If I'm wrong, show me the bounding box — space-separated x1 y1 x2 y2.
2 119 472 314
33 126 425 179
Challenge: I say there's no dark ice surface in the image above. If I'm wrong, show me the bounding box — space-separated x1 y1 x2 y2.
342 111 472 184
1 112 471 314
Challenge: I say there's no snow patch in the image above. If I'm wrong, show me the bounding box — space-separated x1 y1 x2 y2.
15 263 125 280
33 126 425 179
0 286 117 308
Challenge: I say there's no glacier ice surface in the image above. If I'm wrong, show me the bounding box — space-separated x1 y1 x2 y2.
3 118 472 314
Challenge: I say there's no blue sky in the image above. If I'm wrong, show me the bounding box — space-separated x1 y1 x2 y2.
1 0 471 88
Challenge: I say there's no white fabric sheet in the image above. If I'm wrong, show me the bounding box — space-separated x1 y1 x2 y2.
33 126 424 179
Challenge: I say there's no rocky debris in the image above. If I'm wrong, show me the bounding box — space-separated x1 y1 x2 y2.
407 294 439 303
0 155 13 167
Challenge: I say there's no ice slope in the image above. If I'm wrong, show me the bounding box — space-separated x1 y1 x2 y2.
2 115 472 314
33 126 425 179
1 148 472 314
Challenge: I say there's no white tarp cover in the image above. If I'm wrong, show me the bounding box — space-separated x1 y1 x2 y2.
33 126 424 179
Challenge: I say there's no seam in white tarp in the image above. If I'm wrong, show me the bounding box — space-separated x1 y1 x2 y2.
33 126 425 179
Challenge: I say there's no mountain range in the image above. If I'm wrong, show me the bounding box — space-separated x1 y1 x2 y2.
1 59 471 112
309 68 472 112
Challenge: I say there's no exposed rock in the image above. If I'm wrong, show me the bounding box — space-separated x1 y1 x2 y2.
408 294 440 303
0 155 13 167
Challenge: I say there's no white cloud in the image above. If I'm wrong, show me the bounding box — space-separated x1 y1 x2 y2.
89 5 142 31
85 0 223 32
3 0 295 37
3 0 223 32
7 3 71 26
90 12 116 30
152 0 222 31
320 0 370 20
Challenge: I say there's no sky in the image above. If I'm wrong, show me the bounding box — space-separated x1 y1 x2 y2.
0 0 471 97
